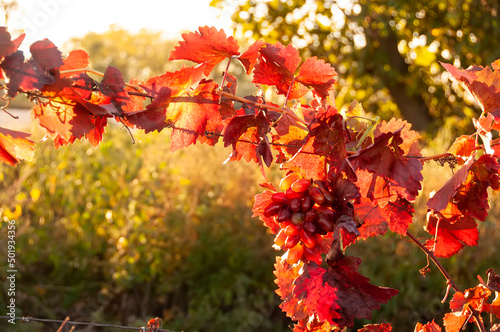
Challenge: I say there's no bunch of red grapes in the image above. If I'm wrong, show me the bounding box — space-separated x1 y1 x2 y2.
263 172 338 265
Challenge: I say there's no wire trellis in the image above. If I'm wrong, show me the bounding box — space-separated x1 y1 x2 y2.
0 316 176 332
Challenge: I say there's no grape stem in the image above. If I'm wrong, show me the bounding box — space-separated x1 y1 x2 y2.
406 231 487 332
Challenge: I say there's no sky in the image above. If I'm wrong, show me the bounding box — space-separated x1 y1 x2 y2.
5 0 236 52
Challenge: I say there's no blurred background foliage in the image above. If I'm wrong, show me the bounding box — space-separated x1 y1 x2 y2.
212 0 500 138
0 126 499 331
1 0 500 331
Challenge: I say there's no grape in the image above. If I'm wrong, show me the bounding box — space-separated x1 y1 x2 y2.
276 206 292 223
280 172 301 191
301 231 316 248
286 243 304 264
309 187 325 204
289 197 302 212
301 195 314 211
264 202 282 217
291 211 305 225
271 192 288 205
285 224 301 236
285 188 303 200
302 220 317 234
285 234 300 248
274 229 287 247
304 209 317 222
303 246 322 265
316 213 334 232
291 178 311 193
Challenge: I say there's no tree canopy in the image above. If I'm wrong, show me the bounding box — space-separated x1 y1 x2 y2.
211 0 500 133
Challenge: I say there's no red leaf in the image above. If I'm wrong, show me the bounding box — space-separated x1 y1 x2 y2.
60 49 90 76
253 42 308 100
414 320 442 332
30 39 63 71
444 285 491 332
1 51 39 97
296 57 337 98
424 212 478 258
99 66 129 111
350 131 423 206
443 312 468 332
167 79 221 151
33 100 96 143
427 157 474 212
238 39 266 74
124 65 206 135
293 256 398 328
354 197 413 240
449 285 491 313
86 116 108 148
442 62 500 119
359 323 393 331
169 26 240 76
447 135 476 160
274 258 308 321
252 190 280 233
0 127 35 166
0 27 25 58
374 118 422 157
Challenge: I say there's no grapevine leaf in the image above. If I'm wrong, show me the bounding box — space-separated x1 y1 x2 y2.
168 79 221 151
29 39 63 71
441 62 500 119
169 26 240 76
354 197 388 239
238 39 266 74
33 100 97 143
292 319 333 332
283 138 326 180
219 73 238 119
424 212 478 258
447 135 476 161
252 190 280 233
354 196 414 240
427 157 474 212
443 285 490 332
99 66 129 111
1 51 37 97
293 256 398 328
253 42 308 100
414 320 442 332
274 258 308 321
449 285 490 313
350 130 423 206
223 108 277 171
296 57 337 98
124 65 206 135
0 27 24 58
358 323 393 331
0 127 35 166
373 118 422 157
60 49 90 77
487 268 500 292
86 116 108 148
443 312 468 332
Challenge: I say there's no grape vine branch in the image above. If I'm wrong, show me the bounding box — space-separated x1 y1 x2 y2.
1 25 500 331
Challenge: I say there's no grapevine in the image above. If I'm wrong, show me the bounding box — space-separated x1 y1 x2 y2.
1 25 500 331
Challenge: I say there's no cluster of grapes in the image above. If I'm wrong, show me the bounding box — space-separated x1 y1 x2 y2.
264 172 338 265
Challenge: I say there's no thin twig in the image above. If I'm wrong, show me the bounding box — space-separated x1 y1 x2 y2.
60 68 144 91
406 231 487 332
217 90 308 127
